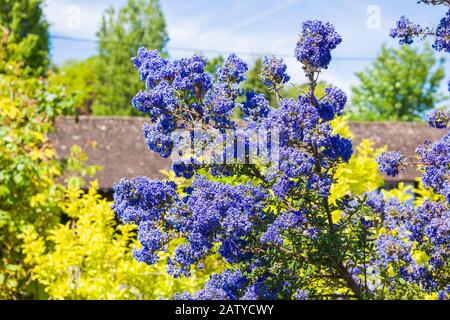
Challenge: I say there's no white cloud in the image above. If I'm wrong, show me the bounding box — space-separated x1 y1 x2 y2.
211 0 302 43
167 22 269 56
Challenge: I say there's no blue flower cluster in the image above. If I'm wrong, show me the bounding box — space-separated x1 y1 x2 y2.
375 234 411 267
295 20 342 69
426 109 449 129
319 87 347 121
255 88 351 199
416 132 450 202
241 91 271 121
112 176 178 225
260 210 307 245
433 10 450 52
186 269 247 300
376 151 405 177
390 16 423 45
262 97 320 146
177 268 280 300
410 201 450 249
294 289 309 300
217 53 248 84
369 195 449 292
324 134 353 162
113 174 270 278
438 286 450 300
260 55 290 87
381 7 450 295
180 177 266 268
131 49 247 166
114 174 269 277
112 177 178 264
279 147 315 178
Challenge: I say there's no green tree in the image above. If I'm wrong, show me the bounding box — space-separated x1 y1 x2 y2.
350 45 446 121
205 55 224 76
49 57 101 115
95 0 169 115
0 0 49 75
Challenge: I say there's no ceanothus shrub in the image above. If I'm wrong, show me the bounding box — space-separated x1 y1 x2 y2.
112 18 449 300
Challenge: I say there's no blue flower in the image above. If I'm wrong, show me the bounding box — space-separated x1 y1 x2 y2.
132 247 159 265
131 48 171 86
279 147 315 178
143 122 175 158
191 269 248 300
260 224 283 245
242 91 271 121
132 81 178 118
260 55 290 87
433 10 450 52
295 20 342 69
112 177 178 225
204 82 237 128
390 16 423 45
376 234 411 267
261 210 306 245
172 159 197 179
261 97 320 147
416 132 450 198
272 175 297 198
219 238 251 263
318 87 347 121
294 289 309 300
426 109 449 129
377 151 405 177
366 192 385 215
217 53 248 84
307 173 332 198
324 135 353 162
138 221 167 252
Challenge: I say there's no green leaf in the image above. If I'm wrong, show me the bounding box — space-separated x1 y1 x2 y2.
6 264 21 272
6 278 18 289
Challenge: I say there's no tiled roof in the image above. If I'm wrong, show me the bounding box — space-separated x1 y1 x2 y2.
349 121 445 182
48 116 447 190
49 116 171 190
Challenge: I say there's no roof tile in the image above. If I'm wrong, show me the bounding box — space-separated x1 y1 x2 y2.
48 117 447 189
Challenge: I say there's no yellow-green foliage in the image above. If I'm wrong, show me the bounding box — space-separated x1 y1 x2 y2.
329 117 385 204
382 182 414 203
0 62 98 298
48 57 101 115
21 182 222 300
330 139 385 204
381 178 444 205
0 39 70 297
330 115 354 140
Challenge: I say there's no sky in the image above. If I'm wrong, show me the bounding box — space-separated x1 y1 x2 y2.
44 0 450 95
